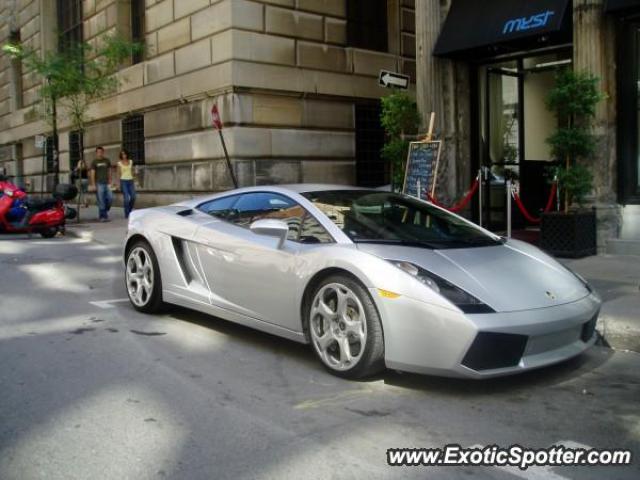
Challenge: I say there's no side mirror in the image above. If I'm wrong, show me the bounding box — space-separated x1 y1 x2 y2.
250 219 289 249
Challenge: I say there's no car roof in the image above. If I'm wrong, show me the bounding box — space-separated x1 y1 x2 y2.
172 184 389 209
276 184 378 194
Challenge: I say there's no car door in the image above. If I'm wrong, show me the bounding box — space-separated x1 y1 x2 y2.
193 192 332 332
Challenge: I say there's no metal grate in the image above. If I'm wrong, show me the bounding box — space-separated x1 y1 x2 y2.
122 114 145 165
355 103 388 188
45 136 56 173
57 0 83 53
131 0 145 64
69 131 82 168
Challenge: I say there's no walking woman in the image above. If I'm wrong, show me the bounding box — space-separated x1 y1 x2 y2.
75 158 89 207
117 150 137 218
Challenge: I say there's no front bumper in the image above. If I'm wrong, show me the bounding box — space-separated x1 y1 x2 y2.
372 290 601 379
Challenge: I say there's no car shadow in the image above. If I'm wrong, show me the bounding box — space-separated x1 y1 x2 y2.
162 305 615 396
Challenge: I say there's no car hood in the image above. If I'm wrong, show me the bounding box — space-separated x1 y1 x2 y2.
356 240 589 312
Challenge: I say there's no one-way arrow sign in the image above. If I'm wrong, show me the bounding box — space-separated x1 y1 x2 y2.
379 70 410 89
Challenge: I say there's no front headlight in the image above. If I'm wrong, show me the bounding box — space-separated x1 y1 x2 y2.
389 260 495 314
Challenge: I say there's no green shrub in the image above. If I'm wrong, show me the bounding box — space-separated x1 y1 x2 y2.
545 70 605 211
380 92 421 190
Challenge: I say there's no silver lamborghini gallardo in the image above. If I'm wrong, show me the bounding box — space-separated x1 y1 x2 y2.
123 185 601 379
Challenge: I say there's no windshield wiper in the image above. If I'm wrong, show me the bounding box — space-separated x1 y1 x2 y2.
453 236 504 247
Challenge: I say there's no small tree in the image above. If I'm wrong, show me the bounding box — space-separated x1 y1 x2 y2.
380 92 421 191
546 70 605 212
3 35 142 185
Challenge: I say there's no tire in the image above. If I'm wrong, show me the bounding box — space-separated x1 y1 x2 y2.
125 239 165 313
40 227 58 239
307 274 385 379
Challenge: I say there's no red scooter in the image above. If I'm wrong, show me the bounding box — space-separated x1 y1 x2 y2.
0 177 78 238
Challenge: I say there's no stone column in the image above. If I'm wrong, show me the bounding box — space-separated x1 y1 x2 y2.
573 0 620 248
415 0 471 205
415 0 444 132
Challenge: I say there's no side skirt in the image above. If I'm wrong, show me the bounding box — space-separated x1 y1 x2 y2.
163 290 308 344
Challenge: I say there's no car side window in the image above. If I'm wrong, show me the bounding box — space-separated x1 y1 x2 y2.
299 214 333 244
197 195 240 219
230 192 333 243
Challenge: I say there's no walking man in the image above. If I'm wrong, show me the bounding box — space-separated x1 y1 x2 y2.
90 146 113 222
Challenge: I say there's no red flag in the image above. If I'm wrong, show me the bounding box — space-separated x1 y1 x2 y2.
211 104 223 130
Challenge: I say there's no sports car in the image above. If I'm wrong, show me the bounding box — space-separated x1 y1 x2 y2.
123 184 601 379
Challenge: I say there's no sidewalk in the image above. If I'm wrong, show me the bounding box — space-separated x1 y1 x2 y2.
65 215 640 354
564 255 640 353
64 205 129 247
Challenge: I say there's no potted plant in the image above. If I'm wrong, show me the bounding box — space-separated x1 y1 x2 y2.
380 92 421 191
540 70 605 258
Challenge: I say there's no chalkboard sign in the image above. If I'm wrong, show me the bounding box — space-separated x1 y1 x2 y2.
402 141 442 199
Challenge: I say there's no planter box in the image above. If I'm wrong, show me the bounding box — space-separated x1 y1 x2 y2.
540 210 597 258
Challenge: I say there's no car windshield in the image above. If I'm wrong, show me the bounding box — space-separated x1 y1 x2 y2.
302 190 503 249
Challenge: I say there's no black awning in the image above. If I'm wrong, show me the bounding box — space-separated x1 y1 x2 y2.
434 0 572 59
605 0 640 12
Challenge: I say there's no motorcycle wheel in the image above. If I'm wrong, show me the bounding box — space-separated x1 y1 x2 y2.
40 227 58 239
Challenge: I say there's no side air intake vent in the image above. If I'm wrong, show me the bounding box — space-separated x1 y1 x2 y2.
171 237 193 284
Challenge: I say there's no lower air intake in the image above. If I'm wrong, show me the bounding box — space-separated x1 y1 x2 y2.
462 332 528 371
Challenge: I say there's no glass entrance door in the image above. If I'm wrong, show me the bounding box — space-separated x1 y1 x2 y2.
477 51 570 232
483 62 521 231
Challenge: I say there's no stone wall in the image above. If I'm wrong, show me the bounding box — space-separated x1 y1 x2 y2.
0 0 417 202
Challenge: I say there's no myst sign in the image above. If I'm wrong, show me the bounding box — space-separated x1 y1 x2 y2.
502 10 555 35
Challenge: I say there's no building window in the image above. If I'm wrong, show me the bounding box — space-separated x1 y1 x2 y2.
355 103 387 188
8 30 23 111
131 0 145 64
122 115 145 165
45 136 56 173
69 131 83 169
347 0 388 52
57 0 83 52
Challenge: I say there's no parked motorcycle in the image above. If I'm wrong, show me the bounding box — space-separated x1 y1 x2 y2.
0 178 78 238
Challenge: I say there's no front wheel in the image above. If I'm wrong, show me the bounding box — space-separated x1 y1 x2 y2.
308 275 385 379
125 240 165 313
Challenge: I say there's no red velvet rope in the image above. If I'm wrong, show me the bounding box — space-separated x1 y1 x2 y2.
427 178 479 213
544 182 558 213
512 183 558 224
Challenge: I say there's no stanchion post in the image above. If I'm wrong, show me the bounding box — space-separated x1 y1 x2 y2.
478 168 483 228
506 179 512 238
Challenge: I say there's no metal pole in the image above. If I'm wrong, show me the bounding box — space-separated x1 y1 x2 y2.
506 179 512 238
218 129 238 189
478 168 483 228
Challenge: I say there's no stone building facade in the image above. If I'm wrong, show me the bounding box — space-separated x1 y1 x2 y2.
0 0 417 205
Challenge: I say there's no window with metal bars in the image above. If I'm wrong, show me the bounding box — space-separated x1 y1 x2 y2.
45 136 56 173
57 0 83 53
355 103 388 188
131 0 145 64
347 0 388 53
122 115 145 165
69 131 83 169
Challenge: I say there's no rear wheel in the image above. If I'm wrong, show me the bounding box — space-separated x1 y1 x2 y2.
308 275 385 379
125 240 165 313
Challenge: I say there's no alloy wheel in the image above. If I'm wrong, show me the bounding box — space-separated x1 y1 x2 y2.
126 247 155 307
309 283 367 371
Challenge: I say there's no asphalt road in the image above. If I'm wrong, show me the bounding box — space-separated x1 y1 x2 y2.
0 235 638 480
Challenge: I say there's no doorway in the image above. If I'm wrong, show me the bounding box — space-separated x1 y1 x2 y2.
476 51 570 232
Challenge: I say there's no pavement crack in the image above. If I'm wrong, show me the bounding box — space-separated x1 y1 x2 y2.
69 327 96 335
130 329 167 337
